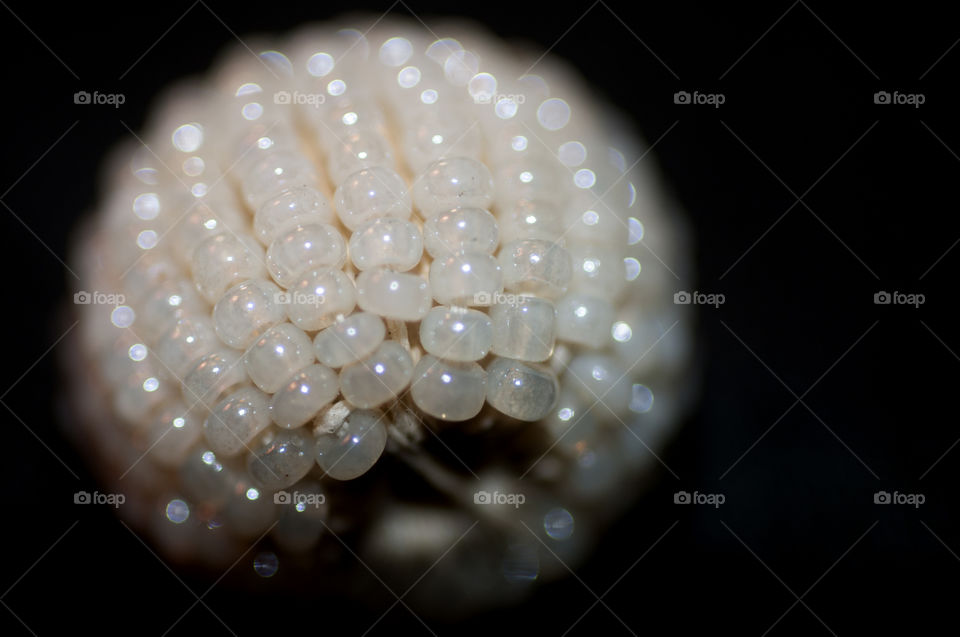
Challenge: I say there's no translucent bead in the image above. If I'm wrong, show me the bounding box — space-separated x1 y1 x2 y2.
182 349 247 407
494 159 565 207
247 429 316 490
497 200 564 243
203 386 272 457
419 306 492 361
339 341 413 408
241 151 318 210
422 207 499 258
485 357 559 422
145 402 202 467
113 364 171 428
212 279 286 350
314 409 388 480
498 239 572 300
334 166 412 231
402 108 483 174
355 269 432 321
562 195 625 246
155 316 219 378
169 199 248 263
266 223 347 288
410 355 486 421
349 218 423 271
555 293 615 348
254 187 333 244
490 296 556 362
326 129 395 184
565 355 632 415
412 157 494 216
244 323 315 393
568 243 628 300
191 233 266 303
429 251 502 306
284 269 356 331
270 364 340 428
313 312 386 368
136 279 207 342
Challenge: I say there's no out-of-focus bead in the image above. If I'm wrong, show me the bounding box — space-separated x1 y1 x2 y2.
313 312 386 368
203 386 272 457
339 341 413 408
490 295 556 362
191 233 266 303
270 364 340 428
212 279 286 349
485 356 558 421
244 323 315 393
314 409 388 480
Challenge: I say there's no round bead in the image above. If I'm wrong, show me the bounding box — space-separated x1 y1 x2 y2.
254 187 333 244
497 200 564 243
555 292 615 348
497 239 572 300
429 251 503 306
136 280 207 343
313 312 386 368
412 157 494 216
155 316 219 378
314 409 388 480
490 296 556 362
242 151 318 210
334 166 412 231
485 357 559 422
349 218 423 271
422 207 499 258
203 386 272 457
191 233 266 303
270 364 340 428
418 306 492 361
266 223 347 288
248 429 316 490
170 199 248 263
326 129 395 184
355 269 432 321
212 279 286 350
244 323 315 393
182 349 247 407
283 269 356 331
339 341 413 408
402 109 483 174
410 355 486 421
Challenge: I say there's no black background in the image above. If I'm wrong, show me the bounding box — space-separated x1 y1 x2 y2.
1 0 957 634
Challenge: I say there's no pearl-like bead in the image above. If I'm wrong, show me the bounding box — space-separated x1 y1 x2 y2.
244 323 315 393
418 306 492 361
155 316 219 378
334 167 412 231
339 341 413 408
412 157 494 216
402 108 483 174
326 129 395 184
314 408 388 480
313 312 386 368
490 296 556 362
266 223 347 288
554 292 615 348
270 364 340 428
410 355 486 421
247 429 316 490
254 187 333 244
355 269 432 321
422 207 499 258
485 357 559 421
191 233 266 303
241 151 318 210
429 251 503 306
349 217 423 271
497 200 564 243
182 349 247 407
212 279 286 349
203 386 272 457
498 239 572 300
568 243 628 300
284 269 357 331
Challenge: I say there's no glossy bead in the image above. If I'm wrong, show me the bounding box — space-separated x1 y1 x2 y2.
170 199 248 263
334 166 411 231
410 355 486 421
355 269 432 321
314 409 388 480
412 157 494 216
284 269 356 331
254 186 333 244
429 251 502 306
419 306 492 361
339 341 413 408
241 151 318 210
490 296 556 362
181 349 247 407
248 429 315 490
498 239 572 300
402 108 483 174
555 292 615 348
270 364 340 428
497 200 564 242
203 386 272 457
266 223 347 288
326 129 395 184
349 218 423 271
313 312 386 368
155 316 219 378
191 233 266 303
485 357 559 421
244 323 315 393
212 279 286 350
422 207 499 258
136 279 207 342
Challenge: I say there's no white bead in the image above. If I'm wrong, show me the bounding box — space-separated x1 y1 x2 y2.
182 349 247 407
490 296 556 362
355 269 432 321
212 279 286 350
349 218 423 271
334 167 411 231
402 108 483 174
314 409 388 480
555 292 615 348
498 239 572 300
266 223 347 288
429 251 502 306
155 316 219 378
254 187 333 245
419 306 492 361
339 341 413 408
136 279 206 342
412 157 494 216
270 364 340 428
568 243 628 300
191 233 266 303
410 355 486 421
284 269 357 331
248 429 316 490
241 151 318 210
326 129 395 184
203 386 272 457
565 355 632 414
313 312 386 368
170 199 248 262
485 357 558 421
562 194 625 246
497 200 564 243
422 207 499 258
145 402 202 467
494 158 565 207
244 323 315 393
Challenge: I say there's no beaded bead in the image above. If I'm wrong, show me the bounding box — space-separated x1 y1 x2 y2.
497 239 572 300
418 306 492 361
410 355 486 421
349 217 423 271
490 296 556 362
422 207 499 258
554 292 615 348
284 269 357 331
247 429 316 490
212 279 286 350
429 251 502 306
191 233 266 303
334 166 412 231
355 269 432 321
202 386 272 457
485 357 559 422
181 349 247 407
254 186 333 244
155 316 219 378
412 157 494 216
241 150 318 210
314 408 388 480
244 323 315 393
313 312 386 368
339 341 413 408
270 364 340 428
266 223 347 288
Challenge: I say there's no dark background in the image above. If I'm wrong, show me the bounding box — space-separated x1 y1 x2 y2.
1 0 957 634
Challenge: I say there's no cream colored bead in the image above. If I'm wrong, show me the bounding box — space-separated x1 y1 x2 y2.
485 357 558 421
203 386 272 457
270 364 340 428
334 166 412 231
191 233 266 303
254 186 333 244
339 341 413 408
212 279 286 350
181 349 247 407
244 323 315 393
418 306 492 361
412 157 494 216
155 316 219 378
241 150 318 210
349 217 423 272
498 239 572 300
422 207 499 258
313 312 386 368
410 355 486 421
490 296 556 362
355 269 432 321
247 429 316 490
568 243 628 300
266 223 347 288
284 269 357 331
555 292 614 348
314 409 388 480
326 129 395 184
429 251 502 306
